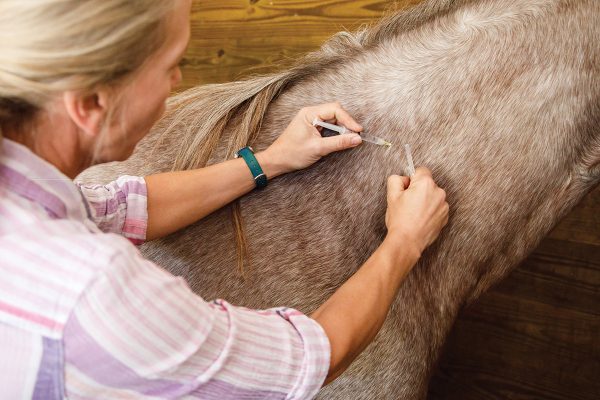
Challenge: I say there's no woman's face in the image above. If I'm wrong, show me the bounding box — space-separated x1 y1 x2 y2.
101 0 192 161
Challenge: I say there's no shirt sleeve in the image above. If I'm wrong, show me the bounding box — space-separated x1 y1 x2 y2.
63 238 331 400
76 176 148 245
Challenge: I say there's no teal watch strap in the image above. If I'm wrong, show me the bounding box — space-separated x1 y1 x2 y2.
235 146 268 189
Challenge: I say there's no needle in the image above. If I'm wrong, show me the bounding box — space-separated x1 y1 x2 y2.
404 144 415 177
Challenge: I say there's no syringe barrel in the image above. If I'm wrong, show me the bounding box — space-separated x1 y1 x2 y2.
312 118 349 135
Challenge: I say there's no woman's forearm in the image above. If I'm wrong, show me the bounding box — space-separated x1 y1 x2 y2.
144 151 285 241
143 103 365 241
310 236 420 384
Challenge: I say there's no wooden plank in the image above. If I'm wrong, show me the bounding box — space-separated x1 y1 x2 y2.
495 239 600 316
179 0 420 88
549 188 600 246
429 240 600 400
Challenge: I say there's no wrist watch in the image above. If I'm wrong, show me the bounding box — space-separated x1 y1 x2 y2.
234 146 268 189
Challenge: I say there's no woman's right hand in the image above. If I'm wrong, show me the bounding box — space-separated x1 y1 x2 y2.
314 166 449 384
385 167 449 258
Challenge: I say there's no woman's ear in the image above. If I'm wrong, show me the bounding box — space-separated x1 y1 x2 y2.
62 88 110 138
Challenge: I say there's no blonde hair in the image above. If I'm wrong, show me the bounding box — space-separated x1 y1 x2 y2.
0 0 175 136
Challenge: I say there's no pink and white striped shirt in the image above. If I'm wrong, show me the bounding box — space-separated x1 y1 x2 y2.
0 138 330 399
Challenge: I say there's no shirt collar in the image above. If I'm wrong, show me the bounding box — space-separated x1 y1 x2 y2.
0 138 90 221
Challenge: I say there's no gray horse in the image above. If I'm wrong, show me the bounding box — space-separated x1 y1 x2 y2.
80 0 600 398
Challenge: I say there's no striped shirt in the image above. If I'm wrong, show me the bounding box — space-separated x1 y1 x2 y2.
0 138 330 399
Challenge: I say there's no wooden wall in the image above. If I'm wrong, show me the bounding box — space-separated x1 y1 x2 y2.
179 1 600 398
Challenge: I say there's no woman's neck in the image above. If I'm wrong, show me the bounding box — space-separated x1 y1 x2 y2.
2 111 93 179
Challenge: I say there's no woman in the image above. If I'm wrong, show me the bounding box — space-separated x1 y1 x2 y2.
0 0 448 398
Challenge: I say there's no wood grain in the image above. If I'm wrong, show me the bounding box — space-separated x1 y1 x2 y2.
178 0 420 89
180 1 600 398
429 238 600 400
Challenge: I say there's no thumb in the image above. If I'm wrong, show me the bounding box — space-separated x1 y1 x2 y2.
400 175 410 190
319 133 362 156
387 175 408 203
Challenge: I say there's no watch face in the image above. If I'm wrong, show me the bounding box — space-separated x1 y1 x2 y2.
256 173 268 189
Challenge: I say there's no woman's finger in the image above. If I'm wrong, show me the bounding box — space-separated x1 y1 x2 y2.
304 102 363 133
318 133 362 156
411 167 432 184
387 175 407 204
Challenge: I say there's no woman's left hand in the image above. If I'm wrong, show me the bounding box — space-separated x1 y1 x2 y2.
263 102 363 173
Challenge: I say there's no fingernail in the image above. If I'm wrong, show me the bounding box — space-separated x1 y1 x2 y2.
351 135 362 145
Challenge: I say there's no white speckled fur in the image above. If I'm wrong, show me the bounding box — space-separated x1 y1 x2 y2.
80 1 600 398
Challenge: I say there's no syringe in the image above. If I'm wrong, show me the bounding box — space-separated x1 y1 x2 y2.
404 144 416 177
312 118 392 147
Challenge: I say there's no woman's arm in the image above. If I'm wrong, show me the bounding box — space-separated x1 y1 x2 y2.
312 235 419 384
145 152 282 241
144 103 363 241
311 169 449 383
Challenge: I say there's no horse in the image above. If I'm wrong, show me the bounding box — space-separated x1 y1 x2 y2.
79 0 600 398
